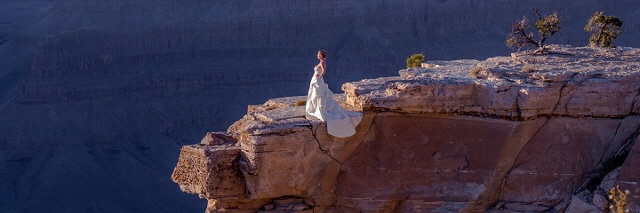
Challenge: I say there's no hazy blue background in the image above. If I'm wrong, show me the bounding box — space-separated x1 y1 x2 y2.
0 0 638 212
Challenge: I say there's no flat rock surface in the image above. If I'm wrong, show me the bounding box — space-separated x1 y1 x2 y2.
253 106 306 124
344 45 640 119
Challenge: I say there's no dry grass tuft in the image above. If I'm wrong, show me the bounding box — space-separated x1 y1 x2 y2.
609 185 630 213
294 100 306 106
521 64 535 73
470 66 483 78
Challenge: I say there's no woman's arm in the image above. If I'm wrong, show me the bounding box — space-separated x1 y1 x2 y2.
319 61 327 78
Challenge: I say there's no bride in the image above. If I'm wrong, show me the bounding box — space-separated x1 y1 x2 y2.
305 50 362 138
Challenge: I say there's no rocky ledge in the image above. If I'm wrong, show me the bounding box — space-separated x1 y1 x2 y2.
172 45 640 212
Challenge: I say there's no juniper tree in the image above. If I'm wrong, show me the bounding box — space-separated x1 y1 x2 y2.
585 11 623 47
506 9 561 54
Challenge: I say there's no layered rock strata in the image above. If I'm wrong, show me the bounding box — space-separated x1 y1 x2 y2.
172 45 640 212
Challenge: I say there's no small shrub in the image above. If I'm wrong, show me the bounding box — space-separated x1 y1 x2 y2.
470 66 483 78
521 64 535 73
585 11 623 47
608 185 630 213
294 100 306 106
406 53 425 68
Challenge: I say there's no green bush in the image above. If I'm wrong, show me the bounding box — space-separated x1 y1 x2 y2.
585 11 623 47
536 12 561 42
406 53 425 68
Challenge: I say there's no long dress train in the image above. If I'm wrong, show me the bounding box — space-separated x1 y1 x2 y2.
305 64 362 138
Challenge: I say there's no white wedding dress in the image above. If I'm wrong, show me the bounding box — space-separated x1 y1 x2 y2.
306 64 362 138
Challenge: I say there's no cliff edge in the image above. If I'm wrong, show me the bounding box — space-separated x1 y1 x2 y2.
172 45 640 212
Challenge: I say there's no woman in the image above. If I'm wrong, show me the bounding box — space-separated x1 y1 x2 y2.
305 50 362 138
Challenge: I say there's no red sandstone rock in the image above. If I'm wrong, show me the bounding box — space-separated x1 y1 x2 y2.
171 144 245 199
172 46 640 212
201 132 237 146
565 196 601 213
616 136 640 212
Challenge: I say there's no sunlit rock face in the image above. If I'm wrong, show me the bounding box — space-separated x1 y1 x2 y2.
172 46 640 212
1 0 640 212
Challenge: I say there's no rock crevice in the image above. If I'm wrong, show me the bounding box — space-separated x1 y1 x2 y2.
303 119 344 165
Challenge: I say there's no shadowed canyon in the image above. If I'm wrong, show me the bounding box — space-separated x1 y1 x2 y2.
1 0 639 212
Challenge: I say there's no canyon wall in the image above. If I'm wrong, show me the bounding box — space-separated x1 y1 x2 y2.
173 46 640 212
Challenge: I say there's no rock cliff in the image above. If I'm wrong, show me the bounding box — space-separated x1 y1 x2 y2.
172 45 640 212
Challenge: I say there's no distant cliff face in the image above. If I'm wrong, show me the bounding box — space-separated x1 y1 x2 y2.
17 0 640 110
172 46 640 212
1 0 640 212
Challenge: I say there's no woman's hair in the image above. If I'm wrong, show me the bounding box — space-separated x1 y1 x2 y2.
318 50 327 58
